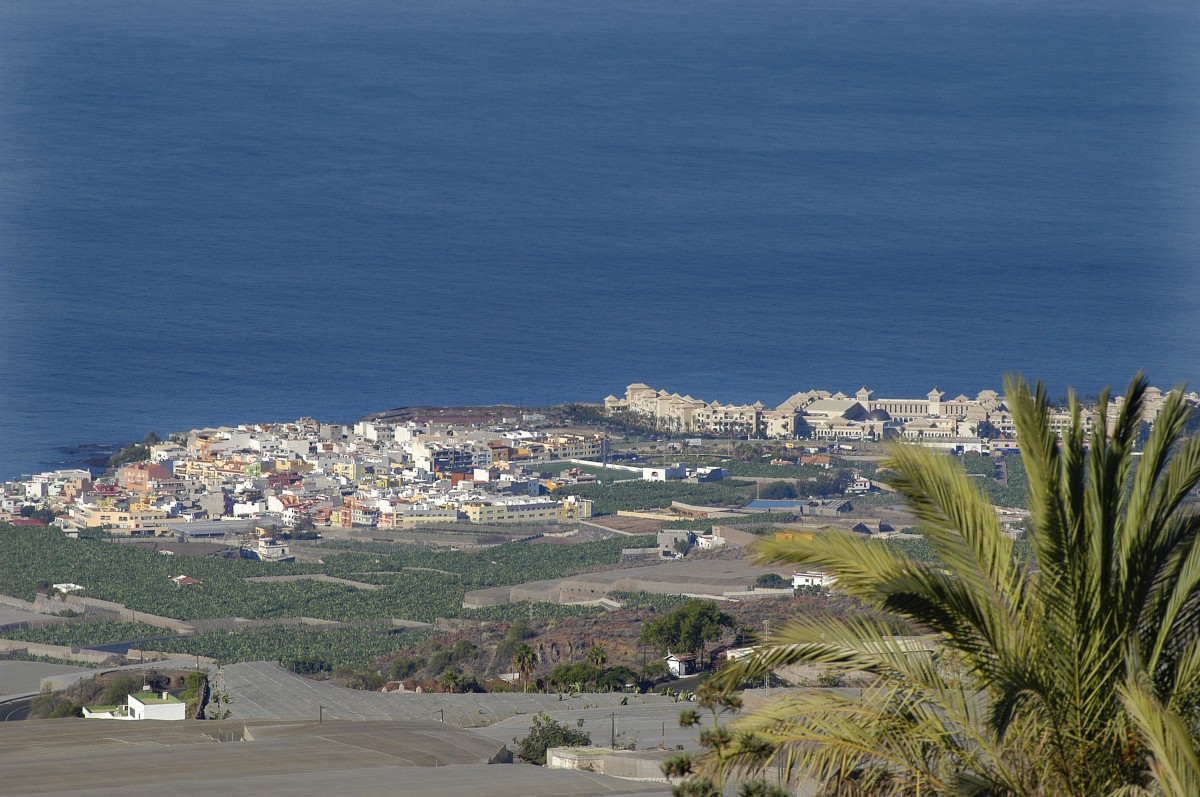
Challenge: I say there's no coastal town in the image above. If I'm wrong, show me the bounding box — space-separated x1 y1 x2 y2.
2 381 1194 541
2 416 606 540
2 380 1198 797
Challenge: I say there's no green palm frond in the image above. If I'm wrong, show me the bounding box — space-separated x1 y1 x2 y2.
709 614 908 689
1162 638 1200 708
703 374 1200 797
1120 675 1200 797
716 671 1024 796
1004 375 1074 578
753 529 1023 678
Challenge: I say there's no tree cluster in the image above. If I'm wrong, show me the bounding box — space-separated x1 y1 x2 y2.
639 600 735 663
108 432 160 468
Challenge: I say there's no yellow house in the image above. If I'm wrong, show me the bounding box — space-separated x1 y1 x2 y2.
329 461 361 481
463 499 560 524
774 530 816 543
72 505 181 536
556 496 594 521
174 459 219 480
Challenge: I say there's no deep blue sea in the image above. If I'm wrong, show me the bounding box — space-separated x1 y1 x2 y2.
1 0 1198 480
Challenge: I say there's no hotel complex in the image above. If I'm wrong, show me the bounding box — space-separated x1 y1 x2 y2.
605 382 1194 448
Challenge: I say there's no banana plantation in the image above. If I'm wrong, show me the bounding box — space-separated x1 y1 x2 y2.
0 527 663 668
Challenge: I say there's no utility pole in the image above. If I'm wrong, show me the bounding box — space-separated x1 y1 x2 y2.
610 712 616 749
764 621 772 687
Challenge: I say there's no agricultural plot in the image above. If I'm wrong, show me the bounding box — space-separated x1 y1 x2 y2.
0 527 654 625
0 527 659 669
144 625 423 671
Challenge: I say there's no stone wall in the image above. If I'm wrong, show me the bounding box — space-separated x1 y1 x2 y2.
0 638 113 665
31 594 194 634
124 648 216 664
0 594 40 613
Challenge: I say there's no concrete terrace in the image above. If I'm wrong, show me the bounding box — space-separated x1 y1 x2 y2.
472 700 704 751
218 661 677 727
0 718 672 797
0 661 90 698
465 558 783 608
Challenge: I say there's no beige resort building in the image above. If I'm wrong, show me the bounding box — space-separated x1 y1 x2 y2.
603 382 1192 444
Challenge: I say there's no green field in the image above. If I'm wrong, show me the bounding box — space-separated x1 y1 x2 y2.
550 479 754 515
661 512 799 535
144 625 425 671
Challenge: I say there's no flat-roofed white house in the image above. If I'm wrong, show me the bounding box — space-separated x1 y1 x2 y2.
793 570 834 589
642 463 686 482
694 532 726 551
83 690 186 721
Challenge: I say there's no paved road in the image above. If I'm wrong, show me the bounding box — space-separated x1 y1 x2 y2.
0 697 31 721
85 635 187 655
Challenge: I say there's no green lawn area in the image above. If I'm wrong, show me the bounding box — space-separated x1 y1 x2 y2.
551 480 754 515
523 460 640 481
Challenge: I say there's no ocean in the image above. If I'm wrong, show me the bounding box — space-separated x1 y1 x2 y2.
1 0 1198 479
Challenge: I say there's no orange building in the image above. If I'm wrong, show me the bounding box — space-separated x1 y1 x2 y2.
116 462 172 492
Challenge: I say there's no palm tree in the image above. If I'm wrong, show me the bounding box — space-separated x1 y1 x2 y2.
438 666 462 694
512 643 535 693
705 374 1200 797
588 643 608 669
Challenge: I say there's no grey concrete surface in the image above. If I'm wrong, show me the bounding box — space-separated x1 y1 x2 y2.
217 661 679 727
473 699 704 752
0 661 90 697
0 606 68 629
0 718 672 797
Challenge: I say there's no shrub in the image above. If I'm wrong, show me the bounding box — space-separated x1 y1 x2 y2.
515 712 591 765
